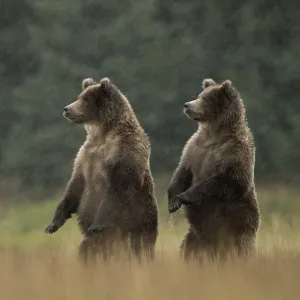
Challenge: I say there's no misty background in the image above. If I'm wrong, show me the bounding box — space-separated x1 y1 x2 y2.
1 0 300 201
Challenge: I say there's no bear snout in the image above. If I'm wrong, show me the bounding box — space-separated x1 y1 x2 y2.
63 106 70 118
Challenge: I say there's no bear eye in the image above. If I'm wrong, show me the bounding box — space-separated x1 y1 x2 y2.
83 93 93 102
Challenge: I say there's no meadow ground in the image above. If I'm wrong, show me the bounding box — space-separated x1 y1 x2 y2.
1 185 300 299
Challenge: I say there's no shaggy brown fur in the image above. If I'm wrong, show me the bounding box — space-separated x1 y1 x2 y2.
168 78 260 262
45 77 158 263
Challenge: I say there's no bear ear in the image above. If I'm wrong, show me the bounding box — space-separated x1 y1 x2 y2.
82 78 96 90
99 77 112 91
202 78 217 90
221 80 232 90
220 80 237 100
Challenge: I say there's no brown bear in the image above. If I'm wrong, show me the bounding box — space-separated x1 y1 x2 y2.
168 78 260 262
45 77 159 263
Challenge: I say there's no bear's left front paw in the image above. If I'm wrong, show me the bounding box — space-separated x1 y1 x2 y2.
168 196 182 213
88 224 110 235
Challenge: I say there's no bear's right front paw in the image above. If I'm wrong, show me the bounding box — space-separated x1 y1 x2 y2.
168 196 182 213
88 224 111 235
44 223 60 234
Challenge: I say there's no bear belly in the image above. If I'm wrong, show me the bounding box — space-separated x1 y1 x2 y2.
76 177 108 234
184 204 232 242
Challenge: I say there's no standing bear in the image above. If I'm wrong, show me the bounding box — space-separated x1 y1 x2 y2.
45 77 158 263
168 78 260 262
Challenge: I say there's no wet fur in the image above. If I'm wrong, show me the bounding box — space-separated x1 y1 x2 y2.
168 79 260 262
45 78 158 263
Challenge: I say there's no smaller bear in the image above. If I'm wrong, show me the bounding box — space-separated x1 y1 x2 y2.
45 77 158 263
168 78 260 262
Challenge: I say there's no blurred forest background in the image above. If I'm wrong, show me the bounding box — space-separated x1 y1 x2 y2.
1 0 300 200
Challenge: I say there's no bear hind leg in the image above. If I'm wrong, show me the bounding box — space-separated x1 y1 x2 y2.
180 230 201 263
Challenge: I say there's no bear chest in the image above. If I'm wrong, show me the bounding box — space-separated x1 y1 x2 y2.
188 143 223 182
82 142 120 185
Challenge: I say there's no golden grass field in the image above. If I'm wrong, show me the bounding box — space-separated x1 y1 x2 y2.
1 185 300 300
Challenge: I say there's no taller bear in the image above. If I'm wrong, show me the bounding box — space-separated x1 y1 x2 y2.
45 77 158 262
168 78 260 262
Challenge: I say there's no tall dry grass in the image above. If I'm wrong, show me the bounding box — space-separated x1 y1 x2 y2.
1 186 300 300
1 241 300 300
0 216 300 300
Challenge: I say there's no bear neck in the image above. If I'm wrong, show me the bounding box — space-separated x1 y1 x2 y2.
84 123 107 144
84 111 142 144
201 111 247 139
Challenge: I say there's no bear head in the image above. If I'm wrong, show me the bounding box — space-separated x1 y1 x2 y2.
183 78 243 125
63 77 123 125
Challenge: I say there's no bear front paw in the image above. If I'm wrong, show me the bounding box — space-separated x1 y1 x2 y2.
168 196 182 213
88 224 110 235
44 223 60 234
